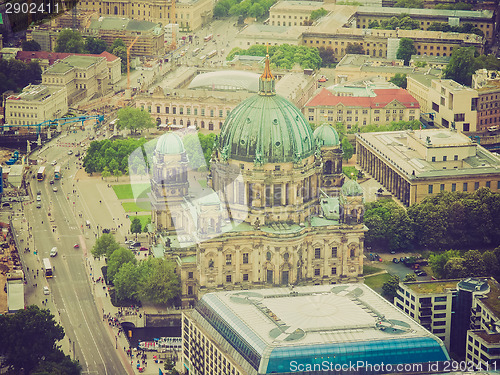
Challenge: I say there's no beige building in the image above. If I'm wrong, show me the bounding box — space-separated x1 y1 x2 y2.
42 55 111 105
304 83 420 129
77 0 212 31
356 129 500 206
136 69 318 133
333 54 442 85
350 6 495 42
407 77 479 132
4 85 68 133
85 17 164 57
396 280 459 352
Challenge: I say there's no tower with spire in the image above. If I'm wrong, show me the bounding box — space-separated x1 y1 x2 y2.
259 46 275 95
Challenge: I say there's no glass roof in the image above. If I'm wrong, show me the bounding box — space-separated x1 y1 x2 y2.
188 71 260 92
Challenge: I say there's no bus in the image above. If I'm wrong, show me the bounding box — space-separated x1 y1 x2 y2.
199 55 206 63
192 48 201 57
204 34 213 42
37 166 46 181
207 50 217 59
43 258 53 278
54 165 61 180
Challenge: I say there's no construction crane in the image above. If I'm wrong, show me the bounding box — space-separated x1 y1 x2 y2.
127 35 140 90
170 0 176 51
2 114 104 135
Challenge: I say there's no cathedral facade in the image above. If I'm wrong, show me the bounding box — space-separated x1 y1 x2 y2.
149 58 366 307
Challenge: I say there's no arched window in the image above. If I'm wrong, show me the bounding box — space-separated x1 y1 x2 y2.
350 248 356 257
208 122 214 130
219 122 222 129
201 121 205 128
324 160 332 175
156 117 161 126
187 120 191 126
114 5 118 14
379 49 383 57
180 119 183 126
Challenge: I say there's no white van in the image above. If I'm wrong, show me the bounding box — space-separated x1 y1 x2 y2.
86 220 91 228
50 247 57 257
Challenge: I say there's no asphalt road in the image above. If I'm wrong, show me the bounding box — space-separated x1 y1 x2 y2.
23 126 128 374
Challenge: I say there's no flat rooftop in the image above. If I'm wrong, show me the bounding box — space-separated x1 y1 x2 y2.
472 330 500 344
355 6 493 19
356 129 500 179
481 278 500 318
404 280 459 294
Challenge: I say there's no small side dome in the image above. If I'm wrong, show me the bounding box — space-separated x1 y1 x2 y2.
313 124 340 147
342 179 363 196
155 132 185 155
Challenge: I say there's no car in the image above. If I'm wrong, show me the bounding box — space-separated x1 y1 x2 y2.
390 250 396 254
417 271 427 277
74 244 79 248
318 76 328 82
51 160 57 166
139 247 148 251
2 202 11 209
36 195 41 202
50 247 57 257
488 125 499 132
75 151 80 157
36 202 41 209
132 242 141 247
68 150 73 155
43 286 50 295
53 187 58 192
37 190 41 195
49 180 54 185
129 245 136 250
125 240 133 244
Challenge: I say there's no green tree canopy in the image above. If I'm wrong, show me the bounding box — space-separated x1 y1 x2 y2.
130 217 142 238
444 47 478 86
109 38 126 53
85 37 107 54
112 46 127 73
310 8 328 21
139 258 180 304
55 29 85 53
114 261 142 302
345 43 364 55
0 306 72 374
91 233 121 259
318 46 336 67
22 40 41 51
107 247 137 283
0 58 42 97
395 0 423 7
364 199 414 251
403 273 417 282
396 38 416 65
382 275 400 301
428 250 461 278
389 73 407 88
117 107 155 134
341 137 354 161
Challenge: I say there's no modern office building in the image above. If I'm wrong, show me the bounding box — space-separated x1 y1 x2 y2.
182 284 450 375
396 279 459 352
356 129 500 205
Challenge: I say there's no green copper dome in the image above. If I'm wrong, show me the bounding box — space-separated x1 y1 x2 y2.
218 95 315 163
155 132 185 155
314 124 340 147
342 179 364 196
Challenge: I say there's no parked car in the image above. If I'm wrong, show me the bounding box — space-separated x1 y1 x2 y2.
43 286 50 295
36 202 41 209
37 190 41 195
49 180 54 185
74 244 79 248
50 247 58 257
51 160 57 166
139 247 148 251
131 242 141 247
68 150 73 155
36 195 41 202
53 187 58 192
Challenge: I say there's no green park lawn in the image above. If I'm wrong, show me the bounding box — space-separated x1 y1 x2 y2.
122 201 151 212
363 265 384 275
363 273 392 290
198 179 208 188
129 215 151 228
113 183 151 200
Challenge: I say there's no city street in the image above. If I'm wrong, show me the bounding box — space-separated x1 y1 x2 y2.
14 126 130 375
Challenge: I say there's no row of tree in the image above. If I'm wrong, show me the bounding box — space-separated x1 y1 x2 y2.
428 22 484 37
369 15 420 31
91 234 180 304
428 248 500 280
0 306 81 374
364 188 500 251
0 58 42 97
226 44 322 70
213 0 276 19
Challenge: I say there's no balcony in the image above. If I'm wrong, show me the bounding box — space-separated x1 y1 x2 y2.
420 301 432 308
470 322 481 329
471 315 480 323
420 317 432 325
419 309 432 318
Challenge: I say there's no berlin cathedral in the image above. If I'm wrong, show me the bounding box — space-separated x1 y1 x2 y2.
147 57 366 307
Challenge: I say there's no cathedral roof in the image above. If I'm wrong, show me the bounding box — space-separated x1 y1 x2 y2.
155 132 185 155
217 56 314 164
313 124 340 147
342 179 364 196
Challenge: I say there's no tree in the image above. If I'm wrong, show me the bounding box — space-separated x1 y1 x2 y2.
0 306 66 374
107 247 137 283
444 47 478 86
102 168 111 181
0 58 42 97
55 29 85 53
318 46 335 67
428 250 461 278
389 73 407 88
463 249 485 277
310 8 328 21
382 275 400 301
443 257 467 278
22 40 41 51
143 217 152 233
345 43 364 55
114 262 141 302
130 217 142 239
109 38 126 53
341 137 354 161
395 0 423 7
85 37 107 54
368 20 380 28
113 169 123 181
248 3 264 18
112 46 127 73
91 233 120 259
483 250 500 279
139 258 180 304
116 107 155 134
396 38 416 65
403 273 417 282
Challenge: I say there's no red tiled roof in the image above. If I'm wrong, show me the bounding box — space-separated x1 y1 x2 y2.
15 50 119 64
305 88 420 109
